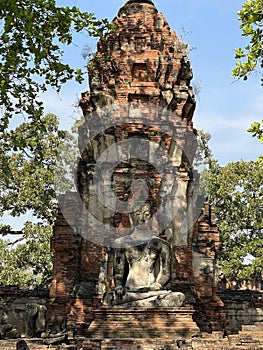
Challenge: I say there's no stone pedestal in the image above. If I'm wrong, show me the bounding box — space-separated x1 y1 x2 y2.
86 307 200 339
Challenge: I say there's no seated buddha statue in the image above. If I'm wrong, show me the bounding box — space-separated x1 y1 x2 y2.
103 203 185 307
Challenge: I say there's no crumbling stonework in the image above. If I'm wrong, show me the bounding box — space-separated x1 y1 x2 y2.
47 0 224 344
0 287 47 340
80 0 195 122
1 1 263 350
220 290 263 334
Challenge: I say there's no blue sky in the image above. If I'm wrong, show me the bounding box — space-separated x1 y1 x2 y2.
44 0 262 166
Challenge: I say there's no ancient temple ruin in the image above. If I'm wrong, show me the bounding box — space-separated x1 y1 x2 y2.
46 0 225 346
1 1 263 349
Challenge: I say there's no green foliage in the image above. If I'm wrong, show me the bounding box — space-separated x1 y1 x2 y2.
207 160 263 279
232 0 263 84
248 119 263 141
0 223 52 286
0 0 113 129
247 120 263 164
232 0 262 161
0 113 73 222
0 113 79 286
197 133 262 280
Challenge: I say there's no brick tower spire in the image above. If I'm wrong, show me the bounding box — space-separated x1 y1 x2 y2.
80 0 196 126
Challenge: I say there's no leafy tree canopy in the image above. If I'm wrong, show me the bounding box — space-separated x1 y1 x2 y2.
232 0 263 152
0 113 75 223
196 132 262 280
232 0 263 84
0 0 114 130
0 223 53 286
0 113 79 286
207 160 263 280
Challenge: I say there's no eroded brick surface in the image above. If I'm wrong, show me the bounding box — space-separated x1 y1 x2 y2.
48 0 226 341
1 1 261 350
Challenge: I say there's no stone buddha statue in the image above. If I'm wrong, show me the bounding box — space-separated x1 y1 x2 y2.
103 203 185 307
